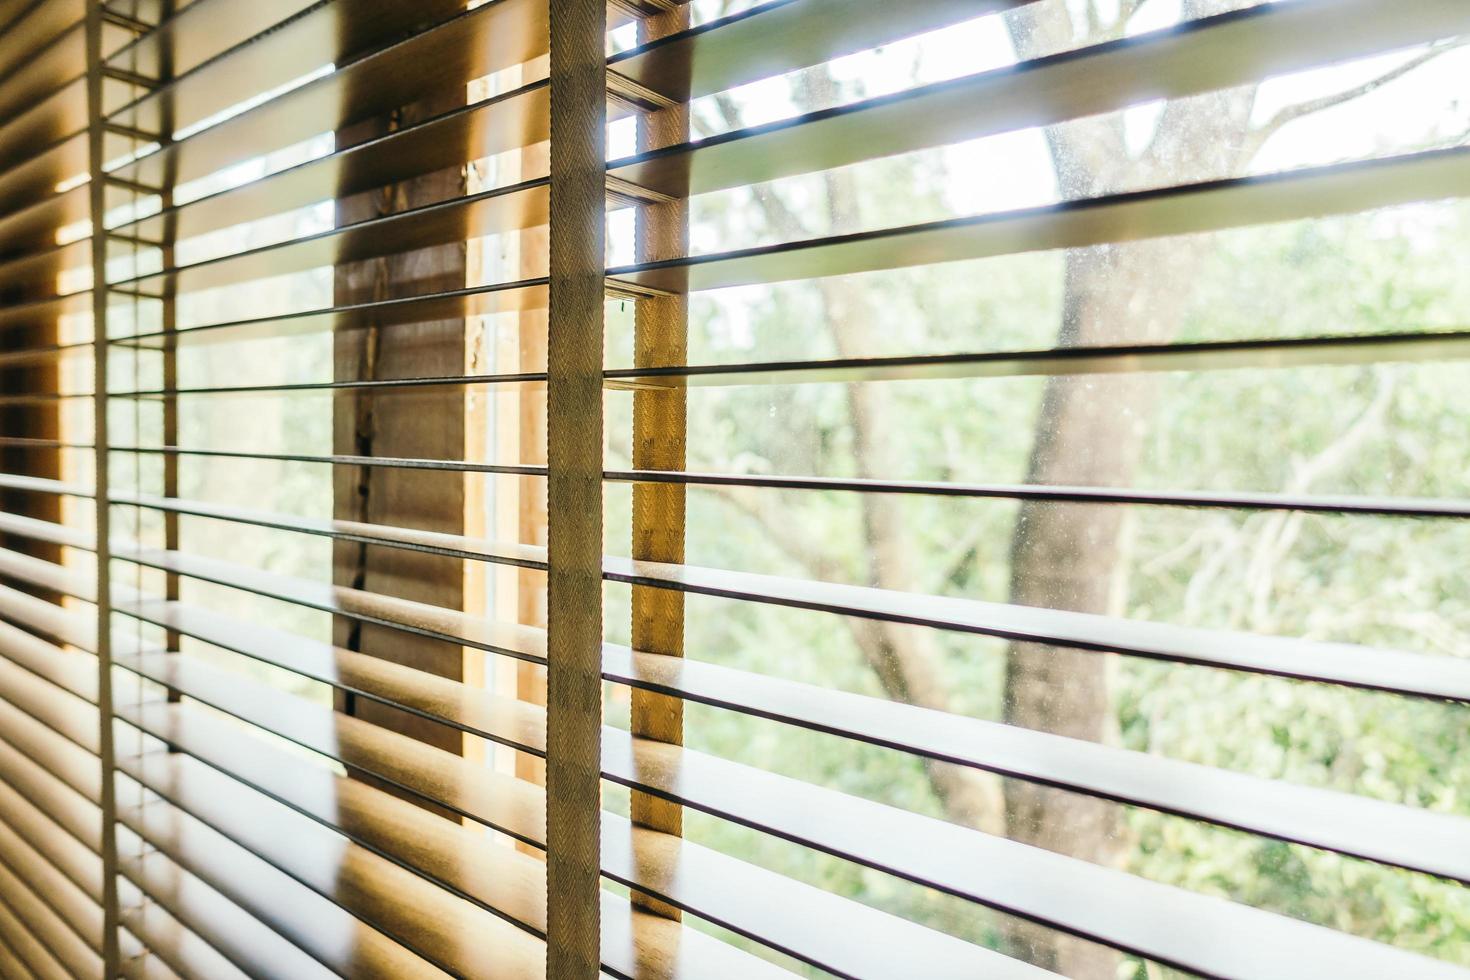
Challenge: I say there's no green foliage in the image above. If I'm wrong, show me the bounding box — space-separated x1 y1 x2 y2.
620 98 1470 970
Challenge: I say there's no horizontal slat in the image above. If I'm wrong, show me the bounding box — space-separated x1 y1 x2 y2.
608 0 1470 198
0 82 86 180
110 444 544 476
607 468 1470 519
0 26 82 153
0 471 93 498
117 749 547 980
0 647 98 752
0 616 98 701
103 0 314 86
121 643 544 757
110 643 546 831
103 0 424 126
107 598 1470 886
606 556 1470 702
120 277 547 347
117 539 1470 701
112 327 1470 396
0 696 101 803
598 811 1049 980
0 579 96 649
117 534 1470 703
603 329 1470 388
124 712 793 980
0 0 82 82
0 186 87 261
605 645 1470 884
0 437 91 450
118 179 548 297
113 545 546 662
113 776 439 980
606 145 1470 293
117 80 549 246
0 732 100 852
0 340 89 369
117 477 1470 554
0 885 67 980
0 857 99 978
109 368 545 398
607 0 1030 104
0 241 87 304
0 817 101 956
0 137 87 235
114 493 543 566
0 509 96 549
602 735 1470 980
117 854 304 980
109 0 546 192
122 682 1020 978
0 546 96 603
0 775 100 901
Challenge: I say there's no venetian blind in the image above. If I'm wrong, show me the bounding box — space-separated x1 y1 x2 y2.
0 0 1467 978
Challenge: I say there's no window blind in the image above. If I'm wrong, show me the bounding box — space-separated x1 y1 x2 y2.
0 0 1466 978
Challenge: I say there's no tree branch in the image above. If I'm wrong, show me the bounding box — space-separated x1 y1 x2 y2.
1243 41 1466 159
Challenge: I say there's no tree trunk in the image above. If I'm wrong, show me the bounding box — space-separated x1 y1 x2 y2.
1001 4 1255 972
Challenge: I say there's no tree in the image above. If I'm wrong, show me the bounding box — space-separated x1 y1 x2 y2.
699 2 1460 973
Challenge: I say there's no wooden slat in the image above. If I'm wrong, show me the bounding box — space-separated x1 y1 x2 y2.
607 146 1470 294
606 644 1470 884
0 546 96 603
114 646 1029 975
0 26 83 155
0 732 100 852
0 83 87 180
0 648 99 752
116 542 1470 703
0 139 87 239
117 81 548 247
608 0 1470 198
118 179 548 298
605 556 1470 702
108 0 546 192
119 278 547 348
0 696 100 803
0 0 83 82
118 750 549 979
602 734 1470 980
0 472 92 499
0 580 96 650
607 0 1032 104
0 858 99 979
608 467 1470 520
0 819 101 955
603 328 1470 389
116 838 330 980
113 546 547 665
0 617 97 701
113 783 438 980
0 891 64 980
123 715 795 979
0 770 101 900
114 493 541 564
